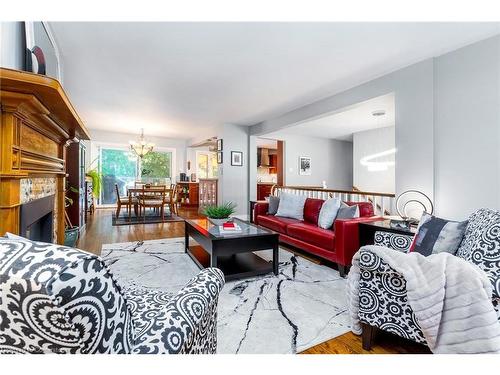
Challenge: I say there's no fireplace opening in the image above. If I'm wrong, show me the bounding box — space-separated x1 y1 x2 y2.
19 195 54 243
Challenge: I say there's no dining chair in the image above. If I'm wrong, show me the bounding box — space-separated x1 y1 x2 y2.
138 186 168 220
169 184 179 215
115 184 136 219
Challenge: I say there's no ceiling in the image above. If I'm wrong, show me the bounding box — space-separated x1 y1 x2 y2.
265 93 395 141
50 22 500 140
256 137 278 149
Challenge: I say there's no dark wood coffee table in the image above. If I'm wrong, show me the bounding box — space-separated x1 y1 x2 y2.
184 217 279 280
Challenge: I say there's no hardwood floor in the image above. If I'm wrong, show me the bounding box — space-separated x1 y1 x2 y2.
301 331 430 354
77 207 201 255
77 207 430 354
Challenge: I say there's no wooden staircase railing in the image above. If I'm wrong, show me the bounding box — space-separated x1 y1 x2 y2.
352 186 392 216
270 185 395 216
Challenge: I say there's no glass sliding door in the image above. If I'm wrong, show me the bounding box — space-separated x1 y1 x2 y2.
97 146 174 206
99 148 137 205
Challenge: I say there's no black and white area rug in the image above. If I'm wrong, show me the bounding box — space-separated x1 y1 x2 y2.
101 238 350 354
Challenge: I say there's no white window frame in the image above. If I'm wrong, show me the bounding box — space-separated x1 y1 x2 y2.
92 141 177 207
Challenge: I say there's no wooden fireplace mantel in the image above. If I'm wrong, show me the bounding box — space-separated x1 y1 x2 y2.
0 68 90 244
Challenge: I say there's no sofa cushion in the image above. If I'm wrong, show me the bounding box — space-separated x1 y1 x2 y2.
257 215 301 234
457 208 500 295
303 198 324 225
411 212 468 256
286 222 335 251
345 201 374 217
336 203 360 219
267 196 280 215
318 197 341 229
276 192 307 220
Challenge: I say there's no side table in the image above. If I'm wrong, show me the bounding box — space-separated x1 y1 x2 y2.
249 200 267 223
359 220 417 252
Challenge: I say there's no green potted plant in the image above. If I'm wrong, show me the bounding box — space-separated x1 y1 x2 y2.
85 157 103 199
202 202 237 224
86 169 102 198
64 186 80 247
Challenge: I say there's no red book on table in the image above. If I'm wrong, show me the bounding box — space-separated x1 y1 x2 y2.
222 222 236 229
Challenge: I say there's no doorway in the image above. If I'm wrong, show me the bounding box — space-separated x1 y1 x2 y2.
255 137 284 200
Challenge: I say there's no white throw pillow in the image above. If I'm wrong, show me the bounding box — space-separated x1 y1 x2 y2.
275 193 307 220
317 197 341 229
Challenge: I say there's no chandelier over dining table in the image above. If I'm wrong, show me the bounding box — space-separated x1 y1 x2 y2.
129 128 155 158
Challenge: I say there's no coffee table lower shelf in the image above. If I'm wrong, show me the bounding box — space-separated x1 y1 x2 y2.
187 245 273 281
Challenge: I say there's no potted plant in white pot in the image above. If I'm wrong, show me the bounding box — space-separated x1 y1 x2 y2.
202 202 237 225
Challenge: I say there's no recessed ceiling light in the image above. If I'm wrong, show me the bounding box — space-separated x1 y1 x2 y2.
372 110 386 117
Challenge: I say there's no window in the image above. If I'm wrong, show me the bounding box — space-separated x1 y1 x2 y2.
98 146 174 205
196 151 218 179
140 151 172 184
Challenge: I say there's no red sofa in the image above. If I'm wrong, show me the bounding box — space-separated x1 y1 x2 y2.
254 199 380 276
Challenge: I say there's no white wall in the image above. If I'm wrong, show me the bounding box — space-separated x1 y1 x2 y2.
434 36 500 219
353 126 395 193
275 134 352 189
250 35 500 219
88 129 187 180
251 59 435 204
0 22 25 70
217 124 249 216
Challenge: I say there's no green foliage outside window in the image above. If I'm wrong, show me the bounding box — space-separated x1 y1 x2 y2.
101 149 136 177
141 151 171 178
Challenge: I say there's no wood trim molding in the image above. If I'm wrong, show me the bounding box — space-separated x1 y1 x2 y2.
0 68 91 244
0 68 90 141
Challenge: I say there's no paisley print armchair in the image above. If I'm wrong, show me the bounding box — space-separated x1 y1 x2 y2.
358 209 500 350
0 237 224 354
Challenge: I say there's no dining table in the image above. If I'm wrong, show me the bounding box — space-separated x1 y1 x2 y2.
126 186 174 217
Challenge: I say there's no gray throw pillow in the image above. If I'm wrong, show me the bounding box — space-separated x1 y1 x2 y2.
267 196 280 215
336 204 360 220
412 212 468 256
275 193 307 221
318 197 341 229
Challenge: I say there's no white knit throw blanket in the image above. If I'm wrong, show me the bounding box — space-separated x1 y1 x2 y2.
347 245 500 354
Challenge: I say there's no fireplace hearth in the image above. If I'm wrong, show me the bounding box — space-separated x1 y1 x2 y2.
19 195 55 243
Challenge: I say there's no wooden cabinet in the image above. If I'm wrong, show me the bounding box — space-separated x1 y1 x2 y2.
0 68 90 244
178 182 199 206
66 142 87 230
84 176 94 220
257 184 273 200
199 179 218 208
268 154 278 174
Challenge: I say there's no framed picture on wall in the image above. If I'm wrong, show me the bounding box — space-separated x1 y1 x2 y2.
299 156 311 175
231 151 243 166
217 138 223 151
217 151 223 164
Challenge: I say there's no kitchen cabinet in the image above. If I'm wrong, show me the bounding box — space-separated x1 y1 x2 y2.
269 154 277 174
178 182 199 206
257 184 274 201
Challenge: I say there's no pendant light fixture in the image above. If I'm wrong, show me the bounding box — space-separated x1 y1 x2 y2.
129 128 155 158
